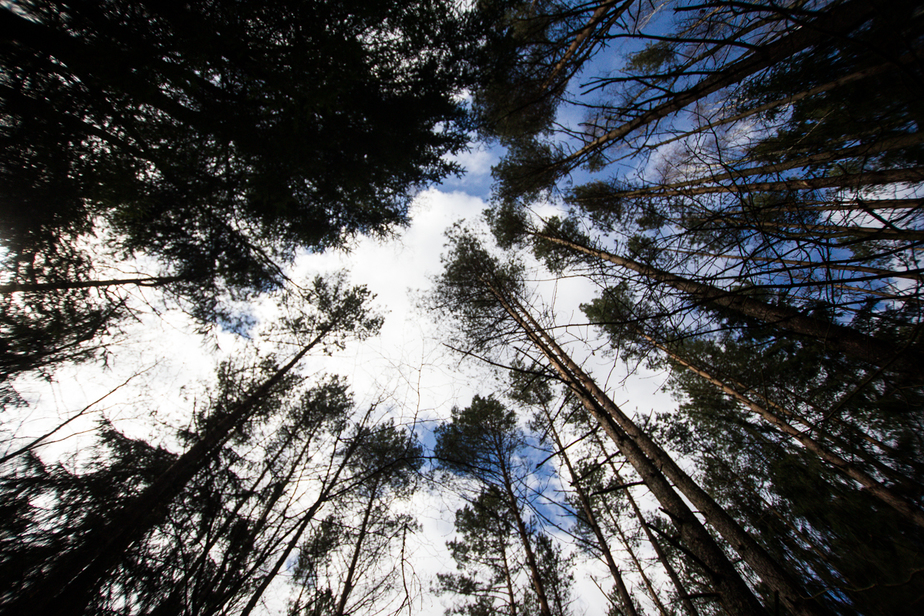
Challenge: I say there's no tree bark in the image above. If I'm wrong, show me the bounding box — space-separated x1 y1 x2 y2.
605 448 701 616
543 411 641 616
535 232 924 382
333 479 382 616
499 461 554 616
482 278 776 616
652 338 924 528
0 275 187 295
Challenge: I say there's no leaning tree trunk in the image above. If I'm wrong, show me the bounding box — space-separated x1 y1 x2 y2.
482 279 775 616
601 166 924 199
543 409 640 616
587 428 701 616
0 275 187 295
20 327 332 616
611 132 924 200
553 0 876 173
236 430 364 616
499 460 554 616
483 276 834 616
649 336 924 528
534 231 924 382
332 478 382 616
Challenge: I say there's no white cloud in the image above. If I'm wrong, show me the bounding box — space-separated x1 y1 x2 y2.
447 144 496 177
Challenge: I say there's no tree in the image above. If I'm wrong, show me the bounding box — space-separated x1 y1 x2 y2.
437 487 524 616
328 421 423 616
433 230 806 615
579 278 924 614
477 0 924 389
653 335 924 616
508 365 640 616
0 0 495 384
434 395 563 616
0 368 380 616
2 274 382 616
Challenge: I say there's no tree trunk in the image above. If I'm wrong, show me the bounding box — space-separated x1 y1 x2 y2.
0 275 187 295
604 449 701 616
596 166 924 201
482 279 775 616
619 132 924 200
500 462 554 616
652 338 924 528
690 214 924 244
610 499 669 616
543 1 629 90
543 411 640 616
666 249 924 283
500 539 518 616
333 479 381 616
554 0 876 172
535 232 924 382
232 428 359 616
21 328 331 616
648 58 902 151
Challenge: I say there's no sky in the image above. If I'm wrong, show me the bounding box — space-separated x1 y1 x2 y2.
2 108 679 616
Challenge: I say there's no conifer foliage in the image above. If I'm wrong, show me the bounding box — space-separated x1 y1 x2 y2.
4 1 924 615
458 0 924 614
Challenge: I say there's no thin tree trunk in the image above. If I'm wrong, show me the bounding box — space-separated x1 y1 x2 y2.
186 429 302 602
711 197 924 215
606 166 924 199
666 248 924 283
236 429 365 616
483 279 774 616
21 328 331 616
206 441 312 615
625 132 924 199
543 410 641 616
333 479 381 616
652 338 924 528
500 539 518 616
543 1 629 90
589 429 700 616
535 231 924 382
611 507 669 616
555 0 875 172
500 462 554 616
647 58 903 151
0 275 187 294
601 447 700 616
693 214 924 243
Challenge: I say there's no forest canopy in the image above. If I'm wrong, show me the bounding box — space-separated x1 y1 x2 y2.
2 1 923 616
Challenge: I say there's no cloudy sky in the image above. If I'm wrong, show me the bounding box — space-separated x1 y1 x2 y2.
4 138 678 616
